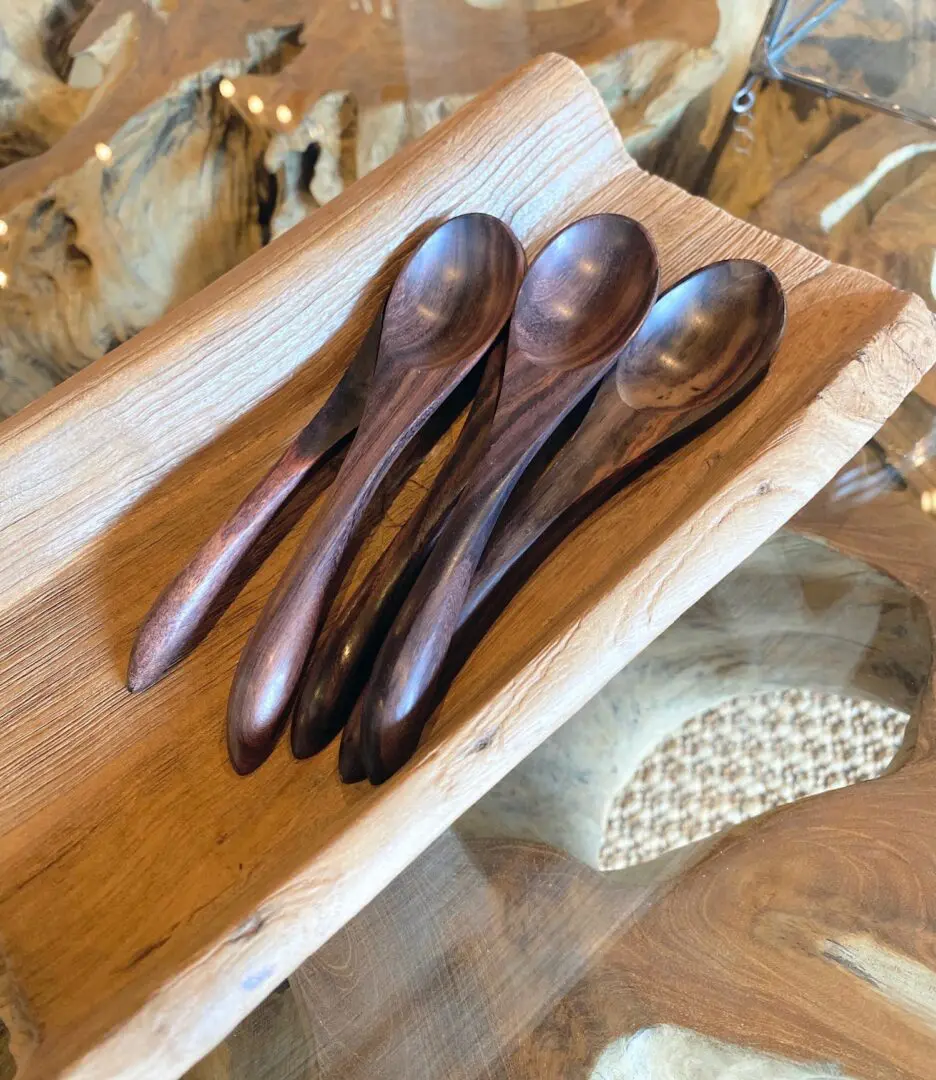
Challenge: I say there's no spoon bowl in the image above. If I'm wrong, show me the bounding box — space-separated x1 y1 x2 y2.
615 259 784 410
513 215 659 370
387 215 523 369
358 213 659 782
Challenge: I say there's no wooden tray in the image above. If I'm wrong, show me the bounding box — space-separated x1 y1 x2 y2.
0 55 933 1079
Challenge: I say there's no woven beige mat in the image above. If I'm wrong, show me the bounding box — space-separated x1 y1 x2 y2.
601 689 907 870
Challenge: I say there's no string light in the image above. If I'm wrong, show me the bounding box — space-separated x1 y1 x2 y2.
247 95 264 115
94 142 113 164
219 78 236 99
0 220 7 238
0 270 8 289
275 104 293 125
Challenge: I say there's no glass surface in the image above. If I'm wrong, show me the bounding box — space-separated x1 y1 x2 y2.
761 0 936 128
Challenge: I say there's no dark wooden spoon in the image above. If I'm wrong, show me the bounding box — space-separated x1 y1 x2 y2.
290 335 507 759
338 259 784 786
127 308 384 693
462 258 787 623
227 214 525 774
359 213 659 783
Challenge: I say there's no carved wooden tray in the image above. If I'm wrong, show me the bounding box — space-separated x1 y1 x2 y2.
1 55 933 1079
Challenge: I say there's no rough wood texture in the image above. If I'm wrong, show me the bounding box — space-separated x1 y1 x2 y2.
460 519 930 867
0 0 717 218
0 55 933 1079
0 3 279 419
276 476 936 1079
288 802 936 1078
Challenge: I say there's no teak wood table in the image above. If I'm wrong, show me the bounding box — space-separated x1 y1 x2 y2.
0 55 934 1079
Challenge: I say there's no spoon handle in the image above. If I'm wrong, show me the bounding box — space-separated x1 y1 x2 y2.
291 340 506 759
127 310 383 693
129 442 339 694
226 370 423 775
338 696 367 783
466 354 777 627
464 386 659 624
358 358 606 783
358 456 523 781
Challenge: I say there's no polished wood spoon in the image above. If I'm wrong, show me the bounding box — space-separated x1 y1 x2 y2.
462 258 787 623
359 213 659 783
127 308 384 693
290 336 507 759
227 214 525 774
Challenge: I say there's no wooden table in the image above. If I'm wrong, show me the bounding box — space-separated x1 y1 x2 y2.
188 34 936 1080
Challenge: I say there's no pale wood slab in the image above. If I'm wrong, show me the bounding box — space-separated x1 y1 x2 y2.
0 54 933 1079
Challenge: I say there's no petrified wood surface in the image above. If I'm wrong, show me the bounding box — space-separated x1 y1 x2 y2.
0 53 932 1079
0 0 766 418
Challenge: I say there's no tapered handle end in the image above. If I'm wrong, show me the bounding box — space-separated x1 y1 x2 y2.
291 661 346 760
360 584 462 783
227 631 307 774
127 623 170 694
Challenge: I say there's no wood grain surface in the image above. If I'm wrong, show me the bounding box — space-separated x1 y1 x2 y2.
0 54 933 1080
274 472 936 1080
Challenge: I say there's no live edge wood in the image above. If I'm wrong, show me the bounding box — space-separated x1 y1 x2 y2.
0 55 932 1080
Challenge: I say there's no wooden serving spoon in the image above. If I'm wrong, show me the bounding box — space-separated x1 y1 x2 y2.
337 259 786 786
290 336 507 759
227 214 525 774
462 258 787 624
359 213 659 783
127 308 385 694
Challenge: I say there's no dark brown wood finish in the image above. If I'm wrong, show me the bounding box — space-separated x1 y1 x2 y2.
290 337 508 759
332 261 784 787
226 214 524 774
337 697 367 784
464 260 787 624
127 309 385 694
359 214 659 783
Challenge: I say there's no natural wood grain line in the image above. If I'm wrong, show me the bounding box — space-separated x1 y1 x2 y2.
0 54 933 1080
